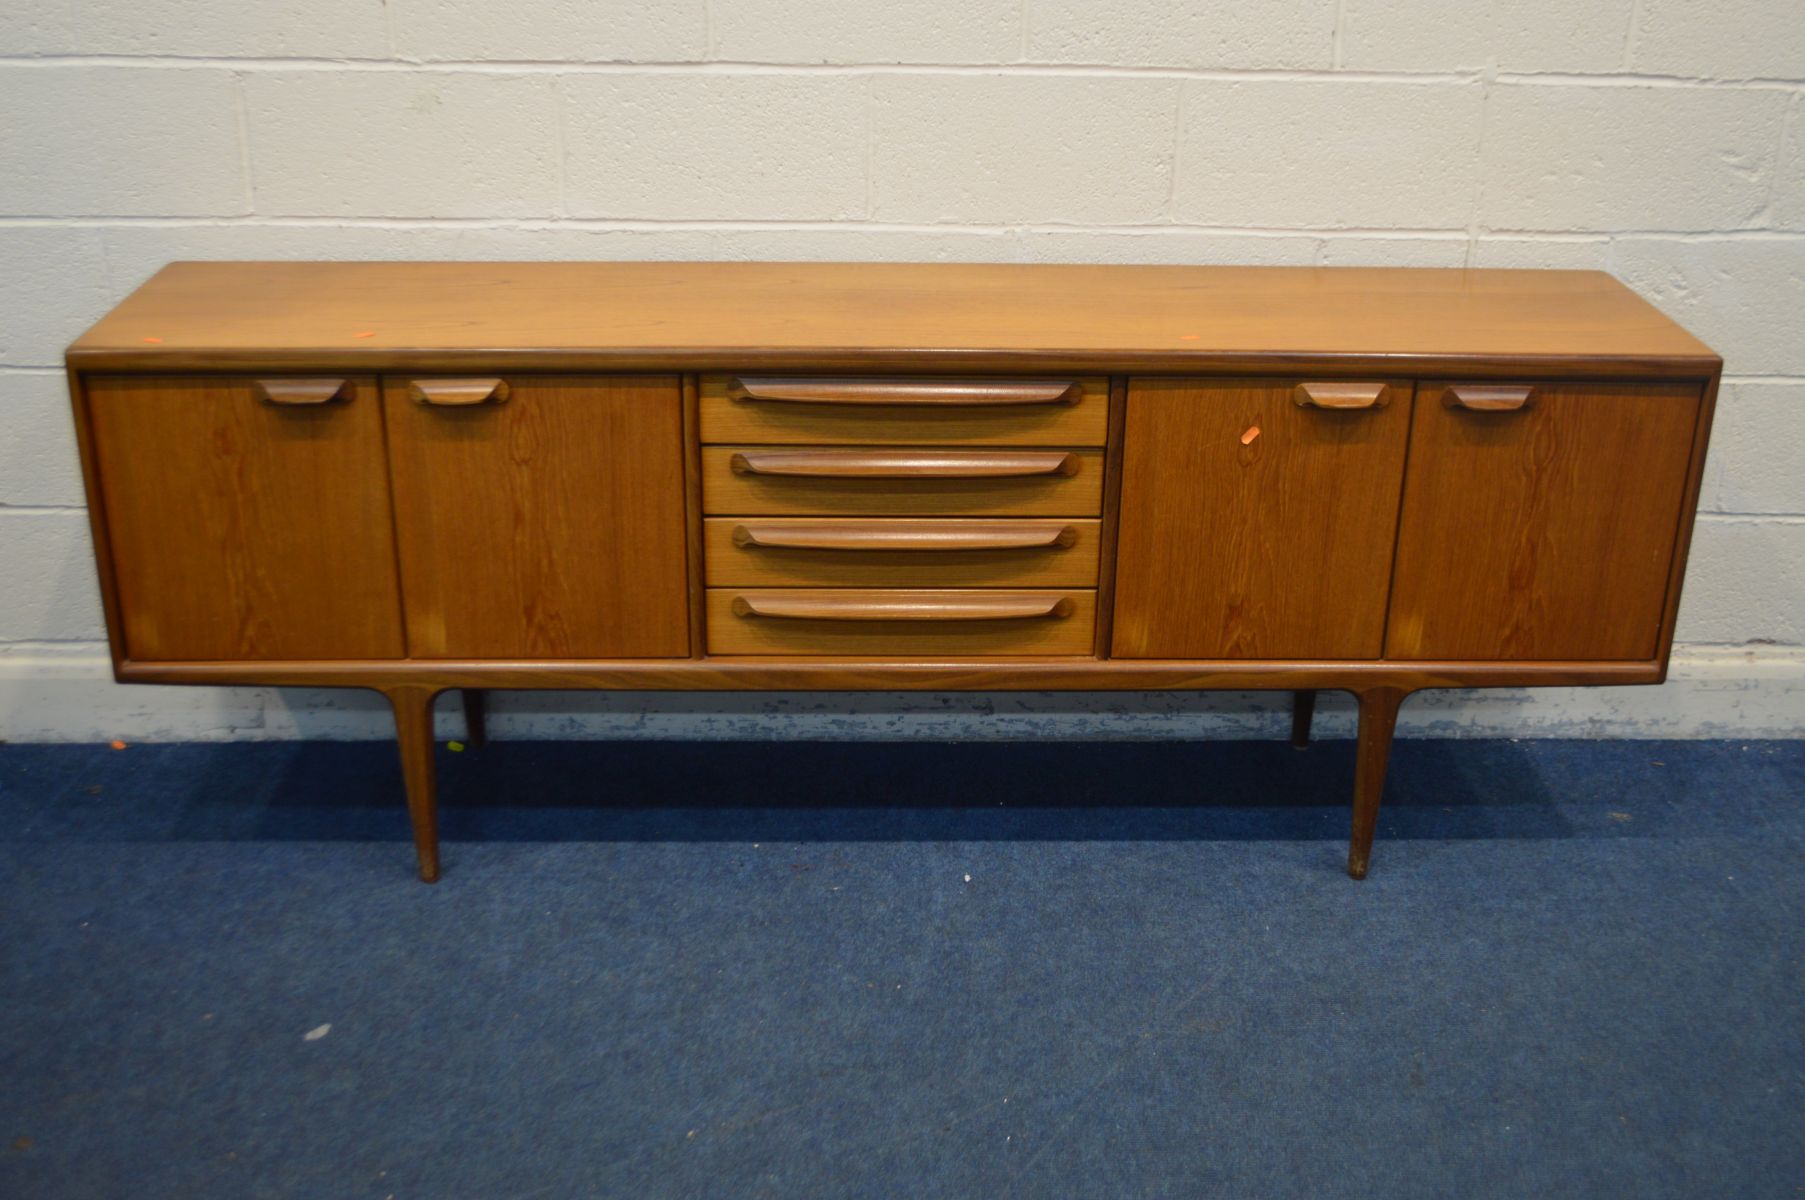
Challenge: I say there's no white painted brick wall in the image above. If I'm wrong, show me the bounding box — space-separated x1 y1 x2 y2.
716 0 1020 65
1341 0 1635 73
0 513 105 643
1481 84 1787 231
0 373 83 508
872 76 1177 223
1702 382 1805 514
0 67 245 216
243 72 562 217
0 0 389 59
1630 0 1805 80
565 75 868 219
389 0 706 62
1777 96 1805 227
1024 0 1336 69
1173 82 1486 228
1 0 1801 739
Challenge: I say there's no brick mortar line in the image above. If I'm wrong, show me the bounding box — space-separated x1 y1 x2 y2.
2 217 1799 240
1696 513 1805 524
0 641 110 650
2 55 1802 89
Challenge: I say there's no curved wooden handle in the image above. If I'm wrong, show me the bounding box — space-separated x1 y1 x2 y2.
410 378 510 406
730 590 1075 621
731 520 1078 552
256 378 352 405
728 449 1079 479
1294 382 1389 410
1443 385 1533 412
727 377 1081 407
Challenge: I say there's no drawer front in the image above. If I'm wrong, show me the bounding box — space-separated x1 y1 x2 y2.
703 446 1104 516
707 588 1097 656
705 517 1101 587
1388 380 1702 661
700 374 1108 446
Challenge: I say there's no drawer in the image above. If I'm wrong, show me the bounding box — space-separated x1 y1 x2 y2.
707 588 1097 656
700 374 1109 446
705 517 1101 587
703 446 1104 516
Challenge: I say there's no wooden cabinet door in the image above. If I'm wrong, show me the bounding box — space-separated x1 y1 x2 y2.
1112 379 1413 659
84 375 403 661
384 375 689 658
1387 381 1702 661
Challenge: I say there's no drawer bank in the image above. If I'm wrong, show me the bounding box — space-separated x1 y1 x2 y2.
64 262 1721 882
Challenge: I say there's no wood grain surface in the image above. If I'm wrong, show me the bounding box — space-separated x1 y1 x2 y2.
704 518 1100 587
707 588 1097 655
700 373 1109 445
384 375 689 659
70 262 1718 375
1387 381 1703 660
1112 378 1413 659
84 375 404 661
703 446 1104 515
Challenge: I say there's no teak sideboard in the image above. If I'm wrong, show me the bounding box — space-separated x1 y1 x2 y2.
65 262 1721 882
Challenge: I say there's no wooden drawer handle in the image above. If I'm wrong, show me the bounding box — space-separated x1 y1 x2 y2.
727 377 1082 407
730 592 1075 622
732 520 1078 552
1294 382 1389 410
410 378 510 406
256 378 352 405
729 449 1079 479
1443 385 1534 412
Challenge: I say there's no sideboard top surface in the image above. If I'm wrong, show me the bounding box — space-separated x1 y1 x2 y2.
69 261 1718 375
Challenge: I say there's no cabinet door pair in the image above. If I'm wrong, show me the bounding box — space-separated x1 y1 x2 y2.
1112 378 1703 662
83 376 689 661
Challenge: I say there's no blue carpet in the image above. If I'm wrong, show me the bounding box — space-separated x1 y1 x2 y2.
0 738 1801 1198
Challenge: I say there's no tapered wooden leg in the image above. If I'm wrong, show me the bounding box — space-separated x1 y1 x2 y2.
460 688 487 748
385 686 442 883
1347 687 1407 881
1290 689 1317 749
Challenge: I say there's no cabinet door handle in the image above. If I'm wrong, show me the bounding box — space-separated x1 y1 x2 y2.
729 449 1079 479
1294 382 1389 410
731 591 1075 621
256 378 352 405
1443 385 1534 412
409 378 510 406
732 520 1078 552
727 377 1082 407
